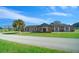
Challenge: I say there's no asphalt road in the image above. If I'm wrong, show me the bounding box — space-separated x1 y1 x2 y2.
0 33 79 52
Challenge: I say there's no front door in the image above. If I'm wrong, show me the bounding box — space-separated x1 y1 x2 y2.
43 28 46 32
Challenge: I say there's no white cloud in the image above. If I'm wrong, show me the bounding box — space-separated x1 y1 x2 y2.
70 6 78 10
0 7 48 25
49 6 78 11
47 12 71 16
60 6 68 10
60 6 78 10
49 6 56 11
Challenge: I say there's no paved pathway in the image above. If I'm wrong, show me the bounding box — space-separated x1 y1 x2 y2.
0 33 79 52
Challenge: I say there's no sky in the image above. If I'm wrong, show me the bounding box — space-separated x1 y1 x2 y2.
0 6 79 27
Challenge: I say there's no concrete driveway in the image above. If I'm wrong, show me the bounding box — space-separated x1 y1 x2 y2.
0 33 79 52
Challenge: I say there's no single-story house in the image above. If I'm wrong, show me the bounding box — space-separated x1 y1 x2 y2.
25 21 74 32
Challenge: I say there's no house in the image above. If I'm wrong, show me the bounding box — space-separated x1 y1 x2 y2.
25 21 74 32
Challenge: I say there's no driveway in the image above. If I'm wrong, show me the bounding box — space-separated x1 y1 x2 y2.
0 33 79 52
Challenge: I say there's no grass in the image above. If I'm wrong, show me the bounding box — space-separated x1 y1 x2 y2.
2 31 17 34
0 39 65 53
1 29 79 38
17 32 79 38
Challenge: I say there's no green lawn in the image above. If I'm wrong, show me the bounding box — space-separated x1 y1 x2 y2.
1 29 79 38
17 32 79 38
0 39 65 53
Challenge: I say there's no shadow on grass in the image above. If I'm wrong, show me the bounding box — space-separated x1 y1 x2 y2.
3 32 17 34
31 32 51 33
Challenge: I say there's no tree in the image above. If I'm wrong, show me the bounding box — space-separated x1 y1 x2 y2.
0 27 2 29
50 21 62 25
73 22 79 27
53 21 61 24
12 19 25 32
72 22 79 29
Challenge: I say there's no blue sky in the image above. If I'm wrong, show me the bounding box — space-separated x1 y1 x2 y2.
0 6 79 27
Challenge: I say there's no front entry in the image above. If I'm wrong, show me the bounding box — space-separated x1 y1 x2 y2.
43 28 46 32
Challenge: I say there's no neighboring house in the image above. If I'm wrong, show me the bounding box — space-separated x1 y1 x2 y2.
25 22 74 32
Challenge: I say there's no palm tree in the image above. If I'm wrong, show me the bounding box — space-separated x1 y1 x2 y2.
12 19 25 32
12 20 17 31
